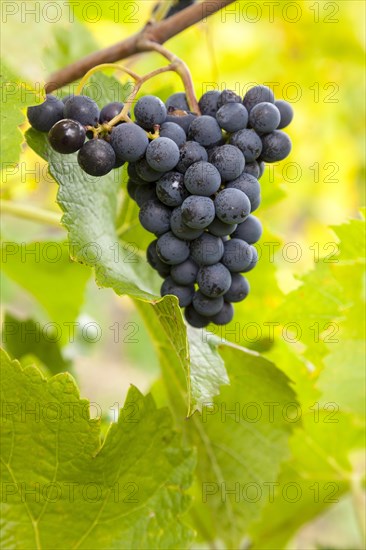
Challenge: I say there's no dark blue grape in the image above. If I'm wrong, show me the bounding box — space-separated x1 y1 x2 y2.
249 102 281 134
159 121 186 147
135 184 157 207
171 258 198 285
146 137 180 172
77 139 115 176
226 173 261 212
165 110 197 133
214 188 251 224
181 195 215 229
156 231 190 265
139 199 171 235
211 302 234 325
241 245 258 273
127 178 138 201
111 123 149 162
217 89 242 108
192 291 224 316
156 172 188 207
209 144 245 182
222 239 253 272
64 95 100 126
184 304 209 328
229 129 263 162
99 102 124 124
165 92 189 111
224 273 250 302
260 130 292 162
27 95 64 132
147 240 171 277
243 85 275 112
208 217 237 237
161 276 194 307
198 90 221 117
190 233 224 266
134 95 167 130
170 207 204 241
176 141 208 173
184 161 221 196
197 263 232 298
135 158 161 182
233 215 263 244
188 115 223 147
275 100 294 129
216 102 248 132
48 119 85 154
244 161 260 179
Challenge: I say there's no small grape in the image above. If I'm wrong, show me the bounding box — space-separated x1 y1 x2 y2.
224 273 250 302
243 85 275 112
127 178 139 201
190 233 224 266
176 141 208 173
209 144 245 182
211 302 234 325
216 102 248 132
166 109 197 133
184 161 221 196
77 139 116 176
241 245 258 273
135 158 161 182
156 172 188 207
99 102 124 123
184 304 209 328
48 119 85 154
156 231 190 265
181 195 215 229
226 173 261 212
135 184 157 207
139 199 171 236
258 161 265 179
165 92 189 112
161 276 194 307
214 188 251 224
217 89 242 108
275 99 294 129
222 239 253 272
192 291 224 317
146 137 180 172
233 215 263 244
159 121 187 147
147 240 171 277
188 115 223 147
170 207 204 241
260 130 292 162
229 129 263 162
27 95 64 132
249 102 281 134
134 95 167 130
197 263 232 297
63 95 100 126
208 217 237 237
244 161 260 179
198 90 221 117
111 123 149 162
171 258 198 285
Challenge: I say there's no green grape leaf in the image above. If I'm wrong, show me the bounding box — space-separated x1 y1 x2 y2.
0 349 195 549
1 240 91 344
331 216 366 263
0 60 38 167
2 313 70 374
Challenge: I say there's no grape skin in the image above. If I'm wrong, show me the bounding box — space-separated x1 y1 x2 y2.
226 173 261 212
209 144 245 182
134 95 167 130
184 304 209 328
188 115 223 147
135 184 157 207
27 95 64 132
147 240 171 277
159 121 187 147
222 239 253 272
156 231 190 265
161 276 194 307
64 95 100 126
198 90 221 117
211 302 234 325
135 158 162 183
170 207 204 241
48 119 85 154
146 137 180 172
190 233 224 266
181 195 215 229
275 99 294 129
249 102 281 134
233 215 263 244
99 102 124 124
243 85 275 112
224 273 250 302
156 172 188 207
260 130 292 162
214 188 251 224
216 102 248 132
176 141 208 173
139 199 171 236
192 291 224 317
229 129 263 162
208 217 237 237
77 139 115 177
197 263 232 298
165 92 189 112
170 258 198 286
111 123 149 162
184 161 221 196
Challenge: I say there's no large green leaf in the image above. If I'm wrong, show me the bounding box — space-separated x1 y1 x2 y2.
0 60 37 166
0 349 195 549
1 240 91 343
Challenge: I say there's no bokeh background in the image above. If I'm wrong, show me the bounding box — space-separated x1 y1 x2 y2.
1 1 365 548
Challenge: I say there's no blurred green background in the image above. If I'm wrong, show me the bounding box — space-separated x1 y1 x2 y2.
1 1 365 548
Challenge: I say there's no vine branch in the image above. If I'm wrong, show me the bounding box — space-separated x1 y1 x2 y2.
45 0 234 93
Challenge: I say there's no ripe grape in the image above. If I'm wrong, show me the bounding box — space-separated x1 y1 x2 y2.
176 141 208 173
181 195 215 229
27 95 64 132
216 102 248 132
135 158 161 183
233 215 263 244
275 99 294 129
171 258 198 285
226 173 261 212
190 233 224 265
192 291 224 316
198 90 221 117
161 276 194 307
229 129 263 162
197 263 232 297
214 188 251 224
139 199 171 236
170 207 204 240
249 102 281 134
188 115 223 147
77 139 116 176
64 95 100 126
147 240 171 277
48 119 85 154
134 95 167 129
184 161 221 196
165 92 189 111
146 137 180 172
209 144 245 181
260 130 292 162
111 123 149 162
135 184 157 207
184 304 209 328
222 239 253 272
224 273 250 302
156 172 188 207
243 85 275 112
156 231 190 265
159 121 187 147
99 102 124 123
217 89 242 108
211 302 234 325
208 217 237 237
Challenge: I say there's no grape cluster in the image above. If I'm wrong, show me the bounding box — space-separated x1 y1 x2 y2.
27 85 293 328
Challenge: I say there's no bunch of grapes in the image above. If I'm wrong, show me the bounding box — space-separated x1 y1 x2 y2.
27 84 293 328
